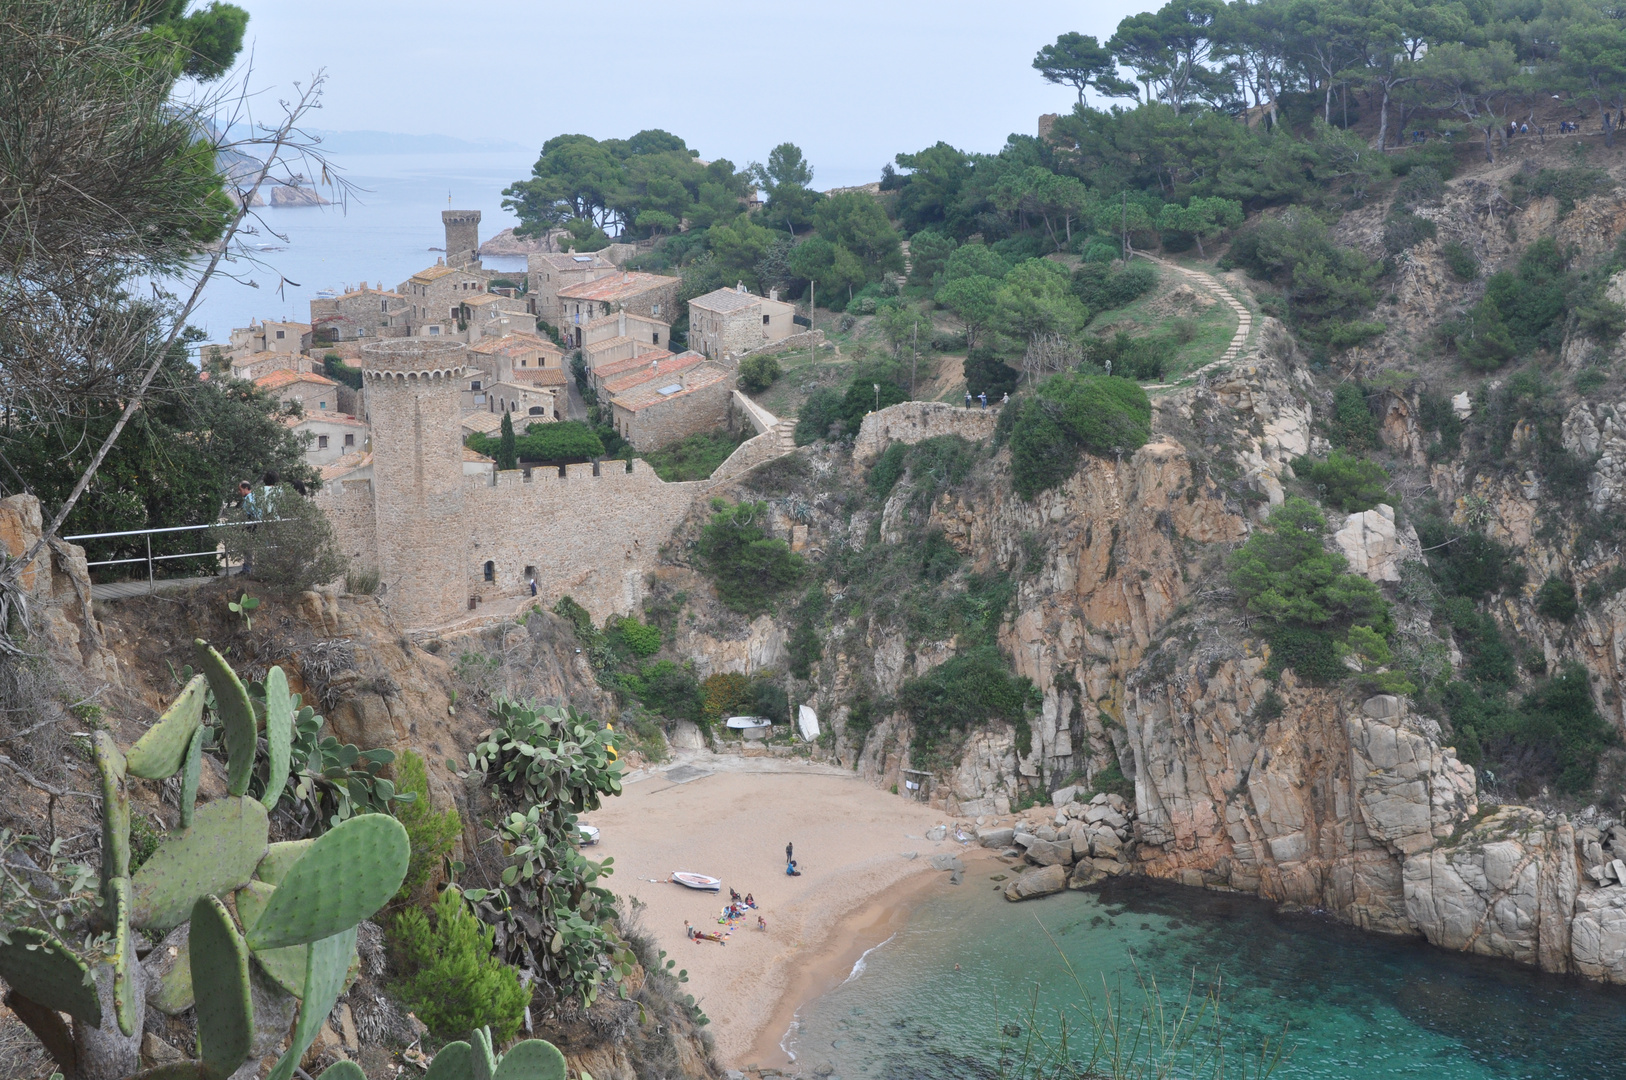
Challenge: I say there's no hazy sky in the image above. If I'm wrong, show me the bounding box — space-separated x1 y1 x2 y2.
224 0 1151 188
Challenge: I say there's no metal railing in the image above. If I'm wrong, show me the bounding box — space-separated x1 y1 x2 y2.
64 520 277 596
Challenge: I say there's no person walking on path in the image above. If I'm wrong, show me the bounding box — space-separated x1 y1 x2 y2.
978 391 987 410
1001 392 1009 406
964 391 971 409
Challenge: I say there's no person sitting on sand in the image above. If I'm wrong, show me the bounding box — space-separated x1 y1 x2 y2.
730 888 741 902
786 860 802 876
745 893 755 907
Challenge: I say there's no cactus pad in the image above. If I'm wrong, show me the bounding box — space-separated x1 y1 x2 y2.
148 932 195 1015
194 640 257 797
423 1042 472 1080
245 814 407 951
493 1040 568 1080
110 876 137 1036
189 895 254 1080
127 674 207 780
261 667 293 812
178 725 204 829
0 927 101 1026
131 797 269 931
471 1026 497 1080
264 926 357 1080
236 880 307 996
317 1064 367 1080
93 731 130 888
254 840 312 887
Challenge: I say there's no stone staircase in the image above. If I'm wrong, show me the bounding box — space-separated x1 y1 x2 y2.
1134 253 1255 387
774 418 797 451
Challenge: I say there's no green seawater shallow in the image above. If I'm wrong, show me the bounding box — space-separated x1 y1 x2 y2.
788 876 1626 1079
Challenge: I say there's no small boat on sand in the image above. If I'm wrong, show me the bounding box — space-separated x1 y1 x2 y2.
577 824 600 845
672 871 722 891
725 716 771 730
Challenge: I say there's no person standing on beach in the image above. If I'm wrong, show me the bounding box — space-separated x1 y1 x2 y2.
786 841 793 865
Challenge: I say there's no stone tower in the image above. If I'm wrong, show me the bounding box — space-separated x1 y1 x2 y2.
442 210 482 270
359 339 470 628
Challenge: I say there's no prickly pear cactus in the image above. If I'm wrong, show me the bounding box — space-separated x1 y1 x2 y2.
423 1027 569 1080
0 642 411 1080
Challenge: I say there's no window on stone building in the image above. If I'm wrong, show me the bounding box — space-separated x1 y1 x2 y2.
529 406 544 415
483 561 495 582
344 433 355 447
762 314 770 325
524 565 536 580
653 332 659 343
318 435 329 448
319 401 327 409
471 380 482 391
275 330 285 339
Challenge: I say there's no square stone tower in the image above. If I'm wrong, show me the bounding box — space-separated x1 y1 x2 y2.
442 210 482 270
359 339 470 628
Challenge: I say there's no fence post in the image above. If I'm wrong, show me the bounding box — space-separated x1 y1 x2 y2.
146 533 154 596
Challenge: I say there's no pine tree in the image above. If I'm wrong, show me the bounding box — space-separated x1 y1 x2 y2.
497 410 518 470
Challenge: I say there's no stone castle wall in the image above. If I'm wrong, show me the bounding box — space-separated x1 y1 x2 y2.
852 400 1002 464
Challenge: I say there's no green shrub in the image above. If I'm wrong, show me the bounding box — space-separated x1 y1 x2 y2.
1087 758 1135 800
223 485 348 594
1449 238 1569 369
1093 329 1175 381
794 387 845 445
1510 166 1612 216
608 615 662 657
1415 519 1525 600
390 887 529 1043
1440 597 1518 691
1070 261 1157 313
323 354 364 390
897 645 1039 764
1292 452 1390 513
696 500 806 615
1536 576 1578 623
787 587 827 679
738 353 782 393
1383 209 1436 254
1220 209 1383 345
469 420 604 463
1328 383 1380 452
1228 499 1391 681
1450 664 1619 793
1417 390 1464 460
630 659 704 721
641 428 750 482
1440 240 1479 281
395 750 462 901
868 443 909 500
1583 565 1626 607
1007 373 1151 499
964 347 1019 398
1394 166 1444 208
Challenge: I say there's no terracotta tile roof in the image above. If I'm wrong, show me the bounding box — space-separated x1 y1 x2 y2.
320 450 372 481
601 352 706 396
593 348 679 380
410 265 457 283
464 293 501 307
460 411 508 435
512 368 568 388
468 332 561 357
583 310 667 332
689 287 760 314
266 320 313 332
230 350 286 369
584 334 636 355
286 412 367 429
612 363 730 412
337 286 405 301
557 272 674 304
463 447 495 463
255 369 337 390
532 252 615 271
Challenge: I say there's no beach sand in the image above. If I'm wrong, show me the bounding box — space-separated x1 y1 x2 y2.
588 755 981 1068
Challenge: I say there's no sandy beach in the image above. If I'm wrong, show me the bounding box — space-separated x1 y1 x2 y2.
588 754 982 1068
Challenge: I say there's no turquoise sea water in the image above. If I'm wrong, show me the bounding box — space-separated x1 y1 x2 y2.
789 878 1626 1079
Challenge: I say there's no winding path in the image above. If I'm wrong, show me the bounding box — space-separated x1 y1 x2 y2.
1134 252 1255 386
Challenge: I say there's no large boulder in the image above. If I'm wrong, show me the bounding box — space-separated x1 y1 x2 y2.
977 826 1016 849
1347 712 1477 857
1572 888 1626 983
1023 838 1075 867
1403 807 1576 970
1084 805 1129 830
1004 864 1068 901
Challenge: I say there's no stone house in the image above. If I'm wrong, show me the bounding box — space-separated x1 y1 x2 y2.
460 292 534 341
255 369 342 416
397 263 487 336
581 310 670 352
230 351 318 382
527 251 617 325
460 368 555 420
228 319 312 357
594 350 696 400
288 412 367 466
688 285 796 363
557 272 680 346
309 285 411 345
607 360 733 451
468 332 564 382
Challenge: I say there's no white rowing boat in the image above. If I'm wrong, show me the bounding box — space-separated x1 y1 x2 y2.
725 716 772 730
577 824 600 845
672 871 722 891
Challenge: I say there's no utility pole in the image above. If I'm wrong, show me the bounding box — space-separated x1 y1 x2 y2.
910 320 918 398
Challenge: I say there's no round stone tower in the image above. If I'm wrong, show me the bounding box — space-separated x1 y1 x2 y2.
360 339 470 628
442 209 482 269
